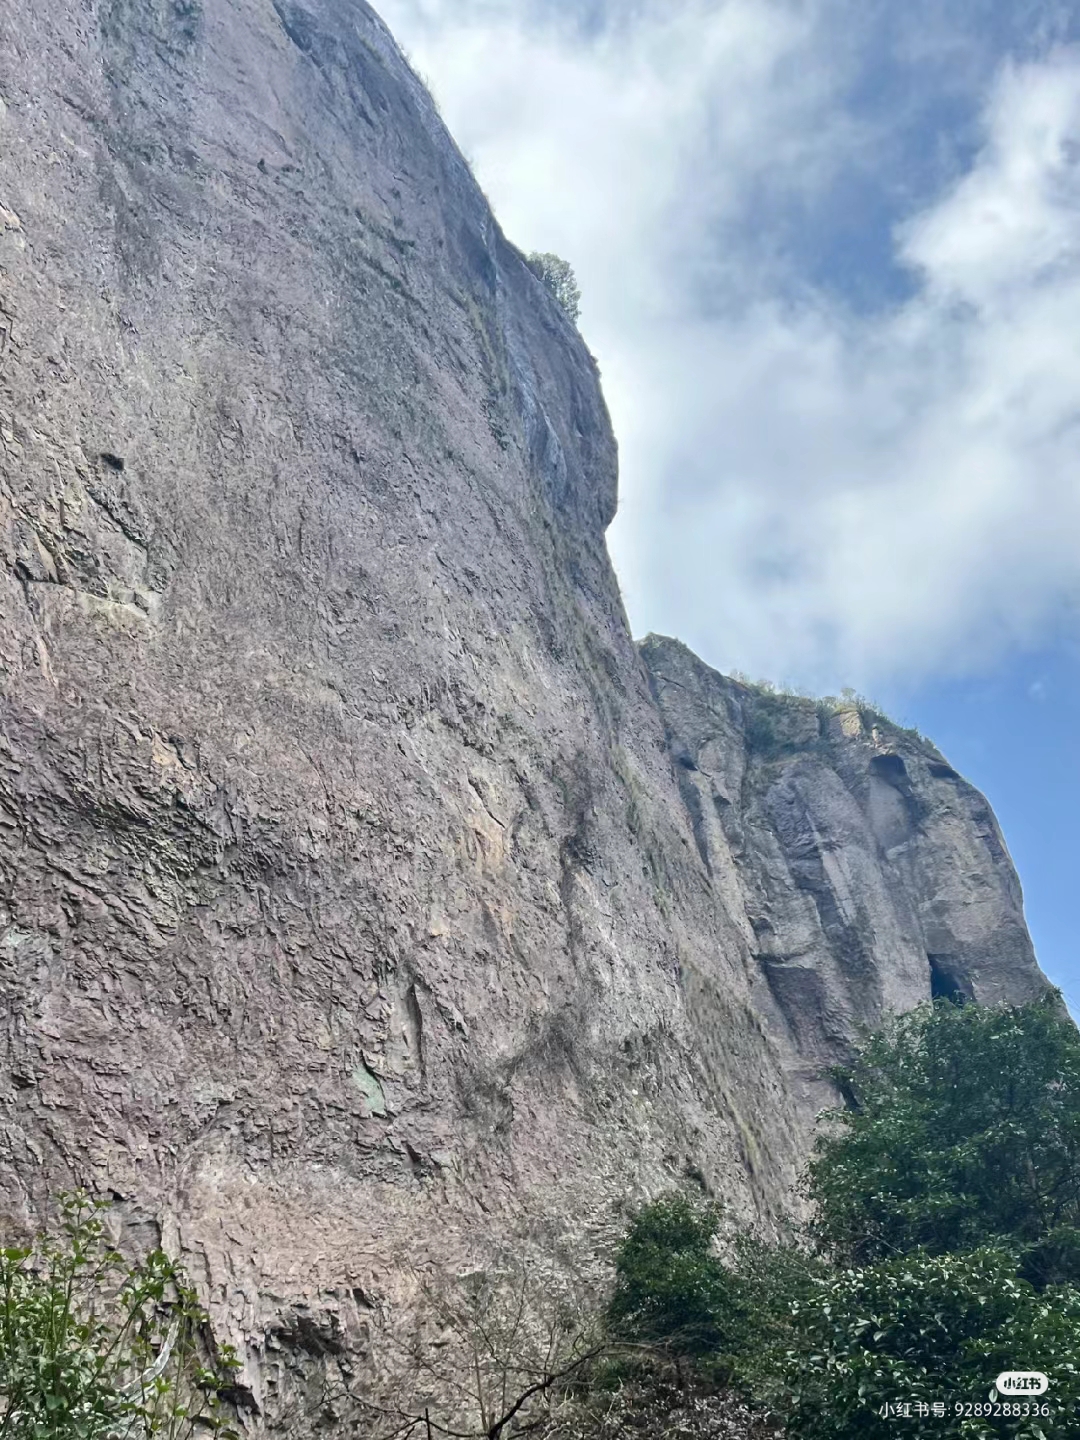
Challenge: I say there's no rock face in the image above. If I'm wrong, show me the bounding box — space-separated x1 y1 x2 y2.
0 0 1050 1425
639 637 1048 1113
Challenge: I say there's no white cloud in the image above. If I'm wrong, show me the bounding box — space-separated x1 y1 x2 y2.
902 57 1080 303
376 0 1080 691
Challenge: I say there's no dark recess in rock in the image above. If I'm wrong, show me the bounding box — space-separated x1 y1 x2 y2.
929 954 972 1006
870 753 908 784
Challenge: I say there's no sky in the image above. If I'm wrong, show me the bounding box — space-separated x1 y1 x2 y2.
376 0 1080 1008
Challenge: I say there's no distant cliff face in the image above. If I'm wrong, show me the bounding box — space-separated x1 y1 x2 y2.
0 0 1050 1426
639 636 1048 1113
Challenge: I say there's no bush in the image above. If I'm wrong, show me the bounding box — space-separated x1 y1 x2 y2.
526 252 582 322
602 1000 1080 1438
607 1195 749 1364
808 995 1080 1265
770 1246 1080 1439
726 1239 826 1394
543 1367 781 1439
0 1192 238 1440
744 708 780 758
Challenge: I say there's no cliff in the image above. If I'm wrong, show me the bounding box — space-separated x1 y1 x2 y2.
640 638 1047 1105
0 0 1050 1426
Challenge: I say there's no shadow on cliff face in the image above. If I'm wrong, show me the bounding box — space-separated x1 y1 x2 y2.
928 954 973 1005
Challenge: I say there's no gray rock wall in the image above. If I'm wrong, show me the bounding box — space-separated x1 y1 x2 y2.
639 636 1048 1116
0 0 1050 1424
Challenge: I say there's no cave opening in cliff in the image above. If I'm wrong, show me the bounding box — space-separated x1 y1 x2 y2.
928 954 971 1005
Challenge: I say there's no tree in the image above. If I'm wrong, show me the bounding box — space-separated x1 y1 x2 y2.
525 253 581 323
0 1192 238 1440
808 995 1080 1266
771 1246 1080 1440
606 1194 749 1363
752 997 1080 1437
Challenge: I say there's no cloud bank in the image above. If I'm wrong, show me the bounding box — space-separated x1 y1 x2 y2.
377 0 1080 691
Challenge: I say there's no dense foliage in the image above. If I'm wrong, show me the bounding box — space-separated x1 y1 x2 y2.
607 1194 750 1362
775 1247 1080 1439
525 252 582 322
602 998 1080 1439
808 995 1080 1267
0 1193 238 1440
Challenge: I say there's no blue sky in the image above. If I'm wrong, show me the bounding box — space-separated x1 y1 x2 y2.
377 0 1080 1008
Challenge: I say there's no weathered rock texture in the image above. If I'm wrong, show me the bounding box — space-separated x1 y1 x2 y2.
0 0 1050 1427
639 637 1048 1111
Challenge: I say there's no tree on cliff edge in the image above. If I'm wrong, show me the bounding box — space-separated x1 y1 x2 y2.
526 253 582 322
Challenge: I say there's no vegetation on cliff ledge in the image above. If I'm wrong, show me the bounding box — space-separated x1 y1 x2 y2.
526 252 582 323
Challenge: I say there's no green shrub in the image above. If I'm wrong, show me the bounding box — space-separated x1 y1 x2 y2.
0 1193 238 1440
726 1238 826 1389
808 995 1080 1265
755 996 1080 1437
606 1195 749 1364
769 1246 1080 1439
526 252 582 322
744 707 780 757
